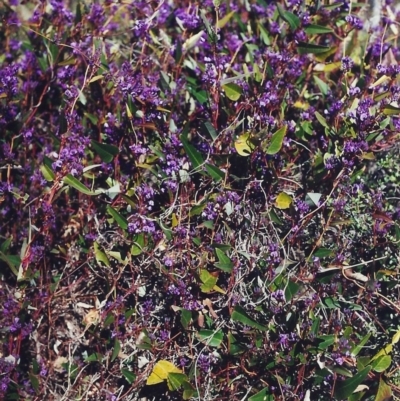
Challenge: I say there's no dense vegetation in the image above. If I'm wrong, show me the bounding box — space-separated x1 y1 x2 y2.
1 0 400 400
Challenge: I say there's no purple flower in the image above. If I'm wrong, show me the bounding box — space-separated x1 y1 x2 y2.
341 56 354 72
345 15 363 30
278 333 289 347
271 290 285 302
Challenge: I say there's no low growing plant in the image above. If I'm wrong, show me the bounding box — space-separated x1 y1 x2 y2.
0 0 400 400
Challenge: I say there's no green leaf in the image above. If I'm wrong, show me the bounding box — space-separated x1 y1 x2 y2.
94 241 110 267
202 121 218 140
180 135 204 170
104 313 115 327
40 164 55 182
111 339 121 362
84 112 99 125
214 248 233 273
131 233 145 256
297 41 331 55
276 4 300 30
269 209 283 225
322 297 340 309
64 174 96 195
395 223 400 242
197 329 224 347
175 39 182 63
313 75 329 96
231 305 268 331
228 332 247 355
305 24 334 34
315 111 329 128
266 126 287 155
332 366 353 378
192 237 201 247
0 238 11 253
324 2 345 10
311 317 320 336
249 388 273 401
191 89 208 104
372 355 391 372
205 164 224 182
136 330 152 350
202 220 214 229
29 373 39 393
333 366 371 400
106 206 128 230
0 251 20 276
200 269 218 293
85 352 102 362
167 372 188 391
258 23 271 46
222 83 242 101
91 140 119 163
32 359 40 375
74 1 82 24
62 362 79 380
190 202 207 217
285 281 300 302
351 332 371 356
181 309 192 330
122 368 136 384
318 334 336 349
182 380 196 400
313 248 333 258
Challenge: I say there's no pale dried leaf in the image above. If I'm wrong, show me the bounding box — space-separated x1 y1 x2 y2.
83 309 100 326
76 302 94 309
354 384 369 393
138 356 149 368
53 356 69 372
203 298 218 319
344 268 368 283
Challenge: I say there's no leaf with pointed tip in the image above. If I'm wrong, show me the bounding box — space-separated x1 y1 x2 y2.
64 174 96 196
180 135 204 170
266 126 287 155
333 366 371 400
215 248 233 272
231 305 267 331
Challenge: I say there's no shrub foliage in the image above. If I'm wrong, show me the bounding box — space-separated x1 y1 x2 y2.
1 0 400 400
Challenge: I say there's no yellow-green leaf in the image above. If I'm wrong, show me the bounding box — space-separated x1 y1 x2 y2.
213 285 226 294
40 164 55 182
234 132 255 156
392 328 400 344
383 104 400 115
94 241 110 267
172 213 179 228
372 355 391 372
275 192 292 209
313 62 341 72
146 360 182 386
371 343 392 361
200 269 217 293
361 152 375 160
222 83 242 101
217 10 235 29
